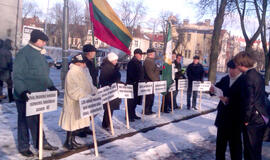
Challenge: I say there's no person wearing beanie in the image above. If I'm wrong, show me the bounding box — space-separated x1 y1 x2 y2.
99 52 121 130
143 48 160 115
59 53 97 150
209 59 244 160
186 55 204 110
0 39 14 102
13 29 58 157
126 48 144 121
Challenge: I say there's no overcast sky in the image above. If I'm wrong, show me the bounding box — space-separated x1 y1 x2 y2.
32 0 259 37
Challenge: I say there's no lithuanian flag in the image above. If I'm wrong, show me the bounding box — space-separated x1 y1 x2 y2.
161 23 173 91
89 0 132 54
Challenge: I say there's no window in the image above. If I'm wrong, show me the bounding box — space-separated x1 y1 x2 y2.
135 40 138 47
187 34 191 42
185 50 188 58
155 43 158 48
188 50 191 58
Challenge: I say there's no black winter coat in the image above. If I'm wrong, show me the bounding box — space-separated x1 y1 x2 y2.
186 62 204 82
241 68 269 125
126 57 144 105
99 58 121 110
214 74 244 128
85 58 98 87
174 60 184 80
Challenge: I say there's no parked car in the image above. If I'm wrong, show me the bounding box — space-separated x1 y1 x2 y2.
45 55 54 67
54 56 73 69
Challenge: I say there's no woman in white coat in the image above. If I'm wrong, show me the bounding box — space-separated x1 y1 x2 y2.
58 54 97 150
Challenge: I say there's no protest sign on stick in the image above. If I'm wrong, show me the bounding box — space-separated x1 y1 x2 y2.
169 82 176 113
91 115 98 157
178 79 188 109
138 82 153 121
154 81 167 118
192 81 211 110
26 91 58 159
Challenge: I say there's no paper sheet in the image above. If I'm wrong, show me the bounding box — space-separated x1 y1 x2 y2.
213 86 223 97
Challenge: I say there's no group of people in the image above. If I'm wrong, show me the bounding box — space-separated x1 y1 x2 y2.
211 53 269 160
8 29 267 160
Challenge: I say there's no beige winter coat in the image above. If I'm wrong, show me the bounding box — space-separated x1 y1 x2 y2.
59 63 97 131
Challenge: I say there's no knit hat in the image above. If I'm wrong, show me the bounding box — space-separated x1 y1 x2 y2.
71 54 87 63
193 55 200 59
83 44 96 52
107 52 118 62
134 48 143 55
30 29 48 43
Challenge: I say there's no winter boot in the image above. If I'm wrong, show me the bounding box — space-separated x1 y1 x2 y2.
63 131 74 150
8 88 14 103
71 133 82 148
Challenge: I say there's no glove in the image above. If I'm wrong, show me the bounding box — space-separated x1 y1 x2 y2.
20 90 31 102
48 86 60 96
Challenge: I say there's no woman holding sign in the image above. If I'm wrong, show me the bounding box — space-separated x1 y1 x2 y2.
99 52 122 130
59 54 97 150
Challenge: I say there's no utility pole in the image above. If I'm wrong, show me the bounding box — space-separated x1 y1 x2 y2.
61 0 69 89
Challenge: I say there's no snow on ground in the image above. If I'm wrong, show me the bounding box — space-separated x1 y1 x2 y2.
0 68 220 160
63 112 217 160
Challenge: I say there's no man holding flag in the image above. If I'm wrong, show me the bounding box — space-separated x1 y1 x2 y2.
161 22 174 112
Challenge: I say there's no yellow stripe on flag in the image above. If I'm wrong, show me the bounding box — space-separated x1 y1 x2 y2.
92 0 132 38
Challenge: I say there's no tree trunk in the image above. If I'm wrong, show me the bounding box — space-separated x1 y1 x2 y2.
265 54 270 85
208 0 227 83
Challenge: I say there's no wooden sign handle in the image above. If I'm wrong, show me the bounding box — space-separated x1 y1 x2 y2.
170 92 174 114
39 113 43 160
157 94 161 118
91 115 99 157
180 89 183 109
161 95 165 113
106 102 114 135
124 99 130 129
142 95 146 122
199 91 202 110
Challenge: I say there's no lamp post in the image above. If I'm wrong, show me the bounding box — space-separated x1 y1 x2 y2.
61 0 69 89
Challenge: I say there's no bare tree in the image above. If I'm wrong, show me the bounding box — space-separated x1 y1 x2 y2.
22 1 43 18
117 0 147 35
235 0 267 53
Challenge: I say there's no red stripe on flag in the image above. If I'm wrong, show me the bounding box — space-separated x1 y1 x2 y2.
89 2 131 54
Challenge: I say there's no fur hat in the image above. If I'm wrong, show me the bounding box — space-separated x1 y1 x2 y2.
30 29 48 43
193 55 200 59
147 48 156 54
71 54 87 64
107 52 118 62
227 60 236 69
83 44 96 52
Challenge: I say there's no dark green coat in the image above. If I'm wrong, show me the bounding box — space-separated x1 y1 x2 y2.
13 44 54 100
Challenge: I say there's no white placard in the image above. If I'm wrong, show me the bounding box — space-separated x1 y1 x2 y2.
192 81 211 91
117 84 134 99
26 91 58 116
154 81 167 93
169 82 176 92
98 83 119 104
178 79 188 89
79 94 103 118
138 82 154 96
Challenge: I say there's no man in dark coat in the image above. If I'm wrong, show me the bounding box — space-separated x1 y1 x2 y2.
173 53 184 109
126 48 144 121
83 44 98 87
99 52 121 129
210 60 243 160
0 39 14 102
186 55 204 110
234 52 269 160
143 48 160 115
75 44 99 137
13 30 58 157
